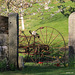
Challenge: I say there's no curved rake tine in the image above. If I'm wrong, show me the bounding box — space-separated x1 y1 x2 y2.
19 36 28 43
28 36 33 44
19 38 26 43
48 29 54 44
42 50 51 54
44 55 52 58
19 38 28 45
23 34 29 44
19 42 27 46
30 55 35 62
49 34 59 45
20 30 29 44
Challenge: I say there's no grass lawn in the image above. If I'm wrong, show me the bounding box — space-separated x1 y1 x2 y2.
18 2 70 75
0 1 75 75
0 65 75 75
18 1 73 75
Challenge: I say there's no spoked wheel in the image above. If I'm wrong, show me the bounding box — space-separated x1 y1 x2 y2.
30 26 67 65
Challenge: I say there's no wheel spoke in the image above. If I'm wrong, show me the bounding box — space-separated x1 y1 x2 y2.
48 29 54 44
38 38 44 44
20 30 29 43
40 29 45 43
46 26 47 43
50 40 63 46
49 34 59 45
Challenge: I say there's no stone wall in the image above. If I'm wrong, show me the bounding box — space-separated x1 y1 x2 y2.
0 16 8 61
0 14 19 68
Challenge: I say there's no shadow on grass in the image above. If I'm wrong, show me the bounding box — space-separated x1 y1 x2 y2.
0 66 75 75
15 66 66 75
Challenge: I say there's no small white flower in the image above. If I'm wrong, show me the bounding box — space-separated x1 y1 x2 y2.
32 31 36 35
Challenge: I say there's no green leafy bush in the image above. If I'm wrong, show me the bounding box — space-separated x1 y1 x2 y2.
58 1 75 17
9 63 15 71
71 0 75 2
0 58 7 71
0 58 16 71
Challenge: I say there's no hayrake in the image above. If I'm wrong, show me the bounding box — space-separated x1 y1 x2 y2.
19 26 67 66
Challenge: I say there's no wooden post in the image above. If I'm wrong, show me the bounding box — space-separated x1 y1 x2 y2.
68 12 75 67
8 13 19 68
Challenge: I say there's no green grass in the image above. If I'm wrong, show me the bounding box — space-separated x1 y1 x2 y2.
19 1 69 61
22 12 68 45
0 1 75 75
9 1 74 75
22 5 68 45
0 65 75 75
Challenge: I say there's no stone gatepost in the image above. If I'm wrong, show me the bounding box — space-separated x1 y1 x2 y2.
68 12 75 67
8 13 19 68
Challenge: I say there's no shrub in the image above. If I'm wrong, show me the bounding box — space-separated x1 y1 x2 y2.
71 0 75 2
9 63 15 71
0 58 16 71
0 58 7 71
57 1 75 17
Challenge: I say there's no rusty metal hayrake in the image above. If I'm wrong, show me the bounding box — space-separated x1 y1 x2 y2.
19 26 67 65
